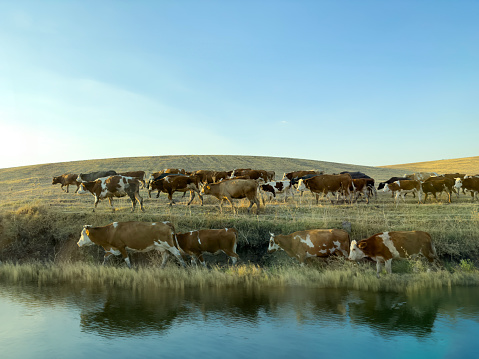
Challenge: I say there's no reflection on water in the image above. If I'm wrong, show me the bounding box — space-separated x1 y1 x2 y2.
1 282 479 358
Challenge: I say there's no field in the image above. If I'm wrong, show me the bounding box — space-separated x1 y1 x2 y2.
1 154 478 291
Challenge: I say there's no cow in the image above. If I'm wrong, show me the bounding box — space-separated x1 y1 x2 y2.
350 178 373 204
266 170 276 182
118 171 147 188
176 228 239 266
77 170 117 182
259 180 294 203
212 171 231 182
377 177 412 191
421 177 455 203
193 170 216 184
404 172 438 181
148 175 203 206
200 179 260 214
147 173 187 198
340 171 370 179
77 221 186 268
231 169 268 182
348 231 437 278
52 173 80 193
77 175 144 212
296 174 353 204
454 177 479 201
282 170 322 181
383 180 422 204
267 229 350 265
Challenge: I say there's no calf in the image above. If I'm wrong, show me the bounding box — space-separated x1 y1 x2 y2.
52 173 80 193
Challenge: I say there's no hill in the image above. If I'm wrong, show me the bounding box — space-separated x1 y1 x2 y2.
0 154 408 211
379 156 479 175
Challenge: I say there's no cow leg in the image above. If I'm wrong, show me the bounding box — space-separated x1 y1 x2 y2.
187 190 195 206
376 261 383 278
197 254 207 267
136 192 145 212
223 250 239 265
75 184 80 194
108 197 115 212
167 246 186 267
385 259 393 274
118 248 131 268
168 190 175 206
160 251 170 267
93 196 100 212
102 252 114 265
225 196 237 214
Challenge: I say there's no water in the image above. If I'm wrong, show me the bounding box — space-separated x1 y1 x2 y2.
1 283 478 359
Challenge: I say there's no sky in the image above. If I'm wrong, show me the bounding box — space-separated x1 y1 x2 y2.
1 0 478 169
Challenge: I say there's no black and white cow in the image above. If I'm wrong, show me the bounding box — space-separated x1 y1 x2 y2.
259 180 294 203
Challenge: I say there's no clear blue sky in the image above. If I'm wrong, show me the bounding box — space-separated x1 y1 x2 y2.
1 0 478 169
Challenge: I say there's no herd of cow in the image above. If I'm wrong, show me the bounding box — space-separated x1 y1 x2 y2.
52 168 479 213
50 167 478 276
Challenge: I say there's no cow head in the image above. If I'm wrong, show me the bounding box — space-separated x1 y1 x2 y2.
77 183 88 194
52 176 62 185
268 233 281 253
77 225 94 247
201 184 212 195
454 178 463 190
348 240 367 261
383 183 393 193
296 179 306 192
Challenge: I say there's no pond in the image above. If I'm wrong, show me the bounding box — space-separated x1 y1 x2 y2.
1 283 478 358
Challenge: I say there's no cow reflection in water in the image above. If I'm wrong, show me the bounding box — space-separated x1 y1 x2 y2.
79 287 439 338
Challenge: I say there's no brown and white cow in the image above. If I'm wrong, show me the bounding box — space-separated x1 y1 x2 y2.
77 175 144 212
268 229 350 264
77 221 186 268
52 173 80 193
454 176 479 201
296 174 353 204
259 180 294 203
148 175 203 206
200 179 260 214
383 180 422 204
176 228 239 266
348 231 437 278
350 178 374 204
421 177 455 203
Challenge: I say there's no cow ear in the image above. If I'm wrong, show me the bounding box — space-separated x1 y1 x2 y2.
358 242 367 249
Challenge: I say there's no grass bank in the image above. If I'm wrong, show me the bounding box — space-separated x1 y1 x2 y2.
1 261 478 293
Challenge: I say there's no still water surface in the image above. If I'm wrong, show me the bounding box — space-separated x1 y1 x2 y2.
1 283 478 358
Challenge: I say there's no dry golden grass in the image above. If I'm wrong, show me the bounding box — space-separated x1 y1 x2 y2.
379 156 479 175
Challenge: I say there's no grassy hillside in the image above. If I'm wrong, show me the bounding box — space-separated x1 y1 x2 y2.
380 156 479 175
0 155 408 211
